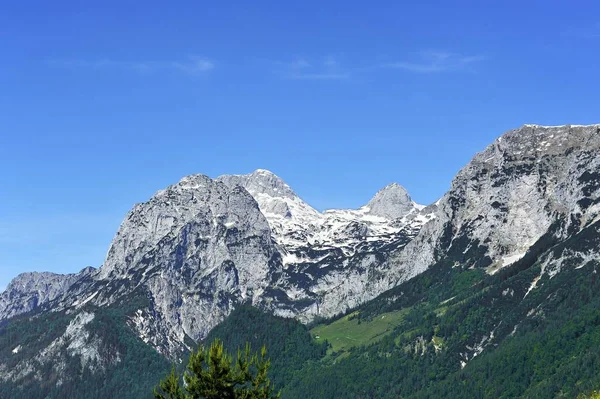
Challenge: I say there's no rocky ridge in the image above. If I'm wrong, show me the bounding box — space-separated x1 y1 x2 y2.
0 268 94 321
380 124 600 286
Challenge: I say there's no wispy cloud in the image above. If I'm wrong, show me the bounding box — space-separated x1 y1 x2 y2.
274 51 485 80
381 51 486 73
48 56 215 75
276 55 350 80
323 55 338 68
289 73 350 80
563 22 600 39
287 58 312 69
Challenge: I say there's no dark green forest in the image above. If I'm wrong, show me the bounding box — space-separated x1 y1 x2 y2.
203 304 327 391
0 297 169 399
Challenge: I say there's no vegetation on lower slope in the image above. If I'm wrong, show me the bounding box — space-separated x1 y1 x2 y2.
580 391 600 399
203 305 327 390
190 248 600 399
281 221 600 398
0 297 169 399
311 309 408 358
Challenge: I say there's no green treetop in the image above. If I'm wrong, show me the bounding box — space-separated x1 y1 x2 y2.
154 338 280 399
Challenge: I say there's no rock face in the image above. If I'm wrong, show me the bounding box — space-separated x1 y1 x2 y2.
0 309 120 386
0 268 94 321
88 175 279 355
365 183 417 219
383 124 600 284
217 169 432 321
2 124 600 361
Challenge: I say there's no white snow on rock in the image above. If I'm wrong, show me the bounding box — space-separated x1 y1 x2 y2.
501 252 527 268
524 275 542 298
218 170 429 265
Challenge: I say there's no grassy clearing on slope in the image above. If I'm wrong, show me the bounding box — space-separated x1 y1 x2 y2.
579 391 600 399
310 309 408 355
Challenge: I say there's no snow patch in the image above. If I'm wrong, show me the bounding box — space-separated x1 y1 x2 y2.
501 251 527 267
73 291 98 308
524 275 541 298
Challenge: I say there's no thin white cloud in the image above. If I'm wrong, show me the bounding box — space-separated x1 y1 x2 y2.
48 56 215 75
323 55 338 68
562 21 600 39
276 55 350 80
382 51 486 73
170 58 215 73
288 72 350 80
274 51 485 80
287 58 312 69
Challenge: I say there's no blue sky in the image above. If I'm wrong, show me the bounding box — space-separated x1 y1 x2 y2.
1 0 600 290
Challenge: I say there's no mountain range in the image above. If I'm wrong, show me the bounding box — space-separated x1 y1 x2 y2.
1 124 600 398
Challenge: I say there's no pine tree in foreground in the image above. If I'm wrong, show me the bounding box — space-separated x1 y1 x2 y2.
153 338 280 399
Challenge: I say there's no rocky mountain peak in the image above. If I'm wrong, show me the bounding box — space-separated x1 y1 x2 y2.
218 169 298 201
175 173 214 190
365 182 416 219
389 124 600 284
217 169 317 222
508 124 600 154
96 173 269 282
249 169 297 197
465 124 600 171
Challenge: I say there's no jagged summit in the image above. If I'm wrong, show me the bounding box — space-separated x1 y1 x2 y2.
390 123 600 285
365 182 416 219
219 169 424 217
498 124 600 149
217 169 298 200
174 173 214 190
521 123 600 128
462 124 600 174
217 169 317 222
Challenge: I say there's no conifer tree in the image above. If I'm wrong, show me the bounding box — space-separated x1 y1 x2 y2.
154 339 280 399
